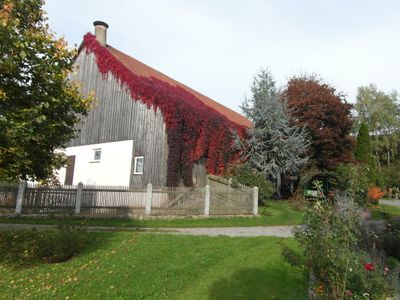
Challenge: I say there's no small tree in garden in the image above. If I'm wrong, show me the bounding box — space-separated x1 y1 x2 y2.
367 186 385 204
0 0 90 182
241 69 309 198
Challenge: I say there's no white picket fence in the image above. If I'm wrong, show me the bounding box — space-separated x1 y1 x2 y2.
0 179 258 217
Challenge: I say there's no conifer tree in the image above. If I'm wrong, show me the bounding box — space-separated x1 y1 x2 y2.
241 69 309 198
354 122 378 185
355 122 371 162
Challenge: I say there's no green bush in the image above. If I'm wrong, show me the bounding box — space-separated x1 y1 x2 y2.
229 165 275 205
0 225 90 265
335 163 372 206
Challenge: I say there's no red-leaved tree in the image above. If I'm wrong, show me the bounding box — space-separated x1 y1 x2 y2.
283 76 353 170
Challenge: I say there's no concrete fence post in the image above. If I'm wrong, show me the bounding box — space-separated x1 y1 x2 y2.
15 180 27 214
75 182 83 215
204 184 210 216
253 186 259 215
145 183 153 215
228 178 232 202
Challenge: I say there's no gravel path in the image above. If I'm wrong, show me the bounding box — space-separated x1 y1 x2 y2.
380 200 400 207
157 226 297 237
0 223 297 238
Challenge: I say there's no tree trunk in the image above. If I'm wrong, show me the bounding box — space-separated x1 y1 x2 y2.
375 150 381 171
373 135 382 171
276 172 282 199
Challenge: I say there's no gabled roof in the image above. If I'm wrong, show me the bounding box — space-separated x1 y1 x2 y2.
108 46 250 127
102 45 250 128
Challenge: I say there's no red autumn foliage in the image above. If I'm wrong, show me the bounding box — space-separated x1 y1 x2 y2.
283 76 353 170
368 187 385 203
82 33 246 186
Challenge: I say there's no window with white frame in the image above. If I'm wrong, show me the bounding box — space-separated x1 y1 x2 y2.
92 148 102 161
134 156 144 174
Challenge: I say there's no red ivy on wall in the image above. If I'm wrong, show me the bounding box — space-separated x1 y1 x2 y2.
82 33 247 186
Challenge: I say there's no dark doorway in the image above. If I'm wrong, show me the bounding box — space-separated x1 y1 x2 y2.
64 155 76 185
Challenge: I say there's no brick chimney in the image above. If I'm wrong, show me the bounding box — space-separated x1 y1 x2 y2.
93 21 109 46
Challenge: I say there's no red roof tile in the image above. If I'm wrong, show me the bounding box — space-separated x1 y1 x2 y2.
107 46 251 127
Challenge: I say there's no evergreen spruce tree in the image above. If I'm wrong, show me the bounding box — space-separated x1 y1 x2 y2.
241 69 309 198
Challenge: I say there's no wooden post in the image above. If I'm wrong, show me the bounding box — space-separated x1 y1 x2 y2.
145 183 152 215
15 180 27 214
75 182 83 215
204 185 210 216
253 186 259 215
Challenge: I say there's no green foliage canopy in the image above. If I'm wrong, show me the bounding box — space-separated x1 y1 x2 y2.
0 0 90 181
355 84 400 166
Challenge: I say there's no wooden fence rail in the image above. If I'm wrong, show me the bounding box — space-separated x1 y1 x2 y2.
0 180 258 217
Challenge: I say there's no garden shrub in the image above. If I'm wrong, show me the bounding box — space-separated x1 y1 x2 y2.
345 253 393 299
229 165 275 205
294 193 396 299
335 163 372 206
379 217 400 261
0 225 91 265
367 187 385 204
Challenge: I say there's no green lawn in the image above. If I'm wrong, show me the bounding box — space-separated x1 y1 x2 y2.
0 233 307 300
370 204 400 219
0 200 304 228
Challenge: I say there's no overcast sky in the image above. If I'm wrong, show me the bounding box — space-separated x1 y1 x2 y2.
44 0 400 114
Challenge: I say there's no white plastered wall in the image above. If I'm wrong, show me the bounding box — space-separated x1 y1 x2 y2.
57 140 134 186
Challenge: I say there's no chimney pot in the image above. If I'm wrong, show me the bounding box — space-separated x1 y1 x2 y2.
93 21 108 46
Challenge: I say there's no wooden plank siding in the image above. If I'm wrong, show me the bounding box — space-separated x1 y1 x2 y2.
68 52 168 187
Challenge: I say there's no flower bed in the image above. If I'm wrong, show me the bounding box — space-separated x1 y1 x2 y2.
294 194 398 299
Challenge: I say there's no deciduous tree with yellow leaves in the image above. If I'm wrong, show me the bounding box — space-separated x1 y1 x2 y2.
0 0 90 182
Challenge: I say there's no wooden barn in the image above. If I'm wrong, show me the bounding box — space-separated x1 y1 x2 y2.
57 21 250 188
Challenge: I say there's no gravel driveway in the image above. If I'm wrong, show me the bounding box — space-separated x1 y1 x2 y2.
0 223 297 238
380 200 400 207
